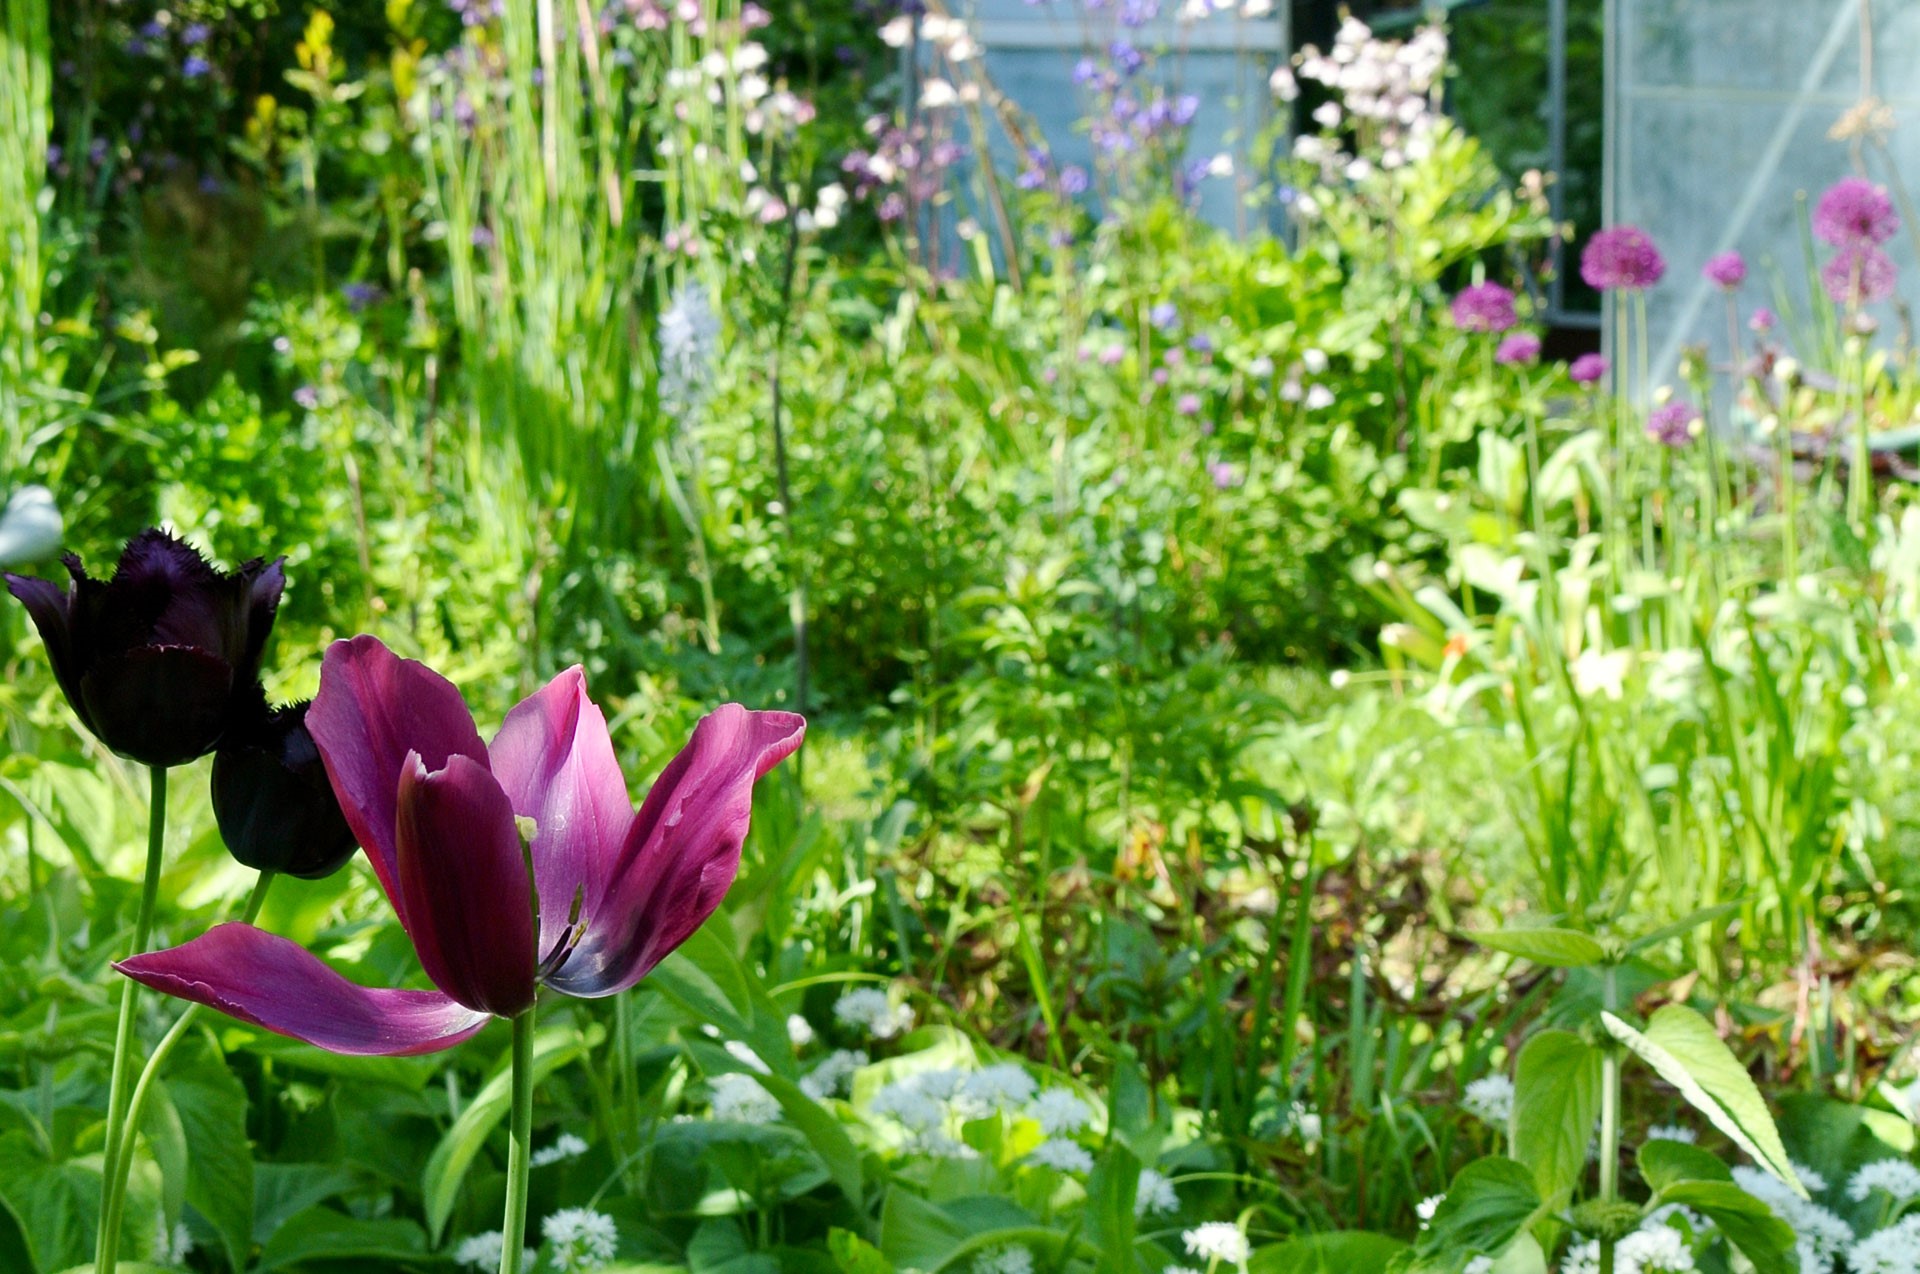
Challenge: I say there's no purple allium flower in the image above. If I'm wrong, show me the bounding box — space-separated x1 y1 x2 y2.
1580 226 1667 291
1496 332 1542 366
1821 245 1898 306
293 385 321 411
1176 392 1202 415
1749 307 1776 333
1813 177 1898 248
1149 301 1179 331
1645 401 1700 448
1151 368 1170 386
1702 251 1746 289
1207 460 1243 490
1098 344 1125 366
1450 282 1517 333
1568 353 1609 384
182 55 212 79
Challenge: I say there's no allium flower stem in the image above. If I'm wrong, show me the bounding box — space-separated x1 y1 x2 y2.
104 869 279 1253
96 765 170 1274
1597 965 1622 1274
499 1005 538 1274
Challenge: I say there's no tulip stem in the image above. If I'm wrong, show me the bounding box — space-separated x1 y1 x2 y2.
96 764 168 1274
101 869 278 1262
500 1005 537 1274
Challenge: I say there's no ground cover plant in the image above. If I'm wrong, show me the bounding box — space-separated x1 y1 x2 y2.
13 1 1920 1273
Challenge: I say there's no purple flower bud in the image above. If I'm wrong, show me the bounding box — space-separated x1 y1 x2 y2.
1450 282 1517 333
1581 226 1666 292
1702 251 1746 290
1496 332 1542 366
1813 177 1898 249
1568 353 1608 384
1646 401 1700 448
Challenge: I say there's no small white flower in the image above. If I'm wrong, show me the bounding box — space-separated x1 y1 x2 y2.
872 1076 950 1135
709 1072 781 1124
1301 347 1328 374
454 1231 536 1271
834 988 916 1039
1303 384 1334 411
1027 1137 1094 1173
530 1132 589 1167
1135 1168 1180 1217
1561 1239 1601 1274
152 1217 193 1264
1645 1125 1696 1145
787 1014 815 1047
800 1048 867 1101
1415 1193 1443 1225
919 79 958 109
1463 1259 1493 1274
1792 1162 1829 1194
725 1039 771 1074
1849 1215 1920 1274
1288 1101 1322 1143
1028 1089 1093 1135
1183 1222 1251 1265
959 1063 1037 1115
1616 1224 1695 1272
972 1244 1034 1274
1268 64 1298 101
1461 1075 1515 1128
1850 1158 1920 1203
879 15 912 46
542 1207 619 1272
1312 101 1342 129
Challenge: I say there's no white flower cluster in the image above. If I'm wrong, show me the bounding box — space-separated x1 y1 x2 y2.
870 1069 973 1158
800 1048 868 1101
957 1063 1038 1116
1287 16 1444 174
543 1207 618 1273
1136 1168 1180 1217
531 1132 589 1167
1852 1214 1920 1273
453 1230 536 1271
1733 1165 1852 1271
1644 1125 1697 1145
834 988 916 1040
1027 1089 1094 1136
1182 1222 1251 1266
787 1014 815 1047
1850 1158 1920 1204
1461 1075 1515 1129
151 1218 193 1265
659 40 814 137
710 1072 782 1124
1027 1137 1094 1173
972 1244 1034 1274
659 280 721 419
1561 1222 1695 1274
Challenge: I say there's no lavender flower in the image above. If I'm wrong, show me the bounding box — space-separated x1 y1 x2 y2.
1449 283 1517 334
1149 302 1179 331
1822 245 1898 306
1495 333 1541 366
1813 176 1898 248
183 55 212 79
1645 401 1700 448
1580 226 1666 291
1568 353 1608 385
1702 251 1746 289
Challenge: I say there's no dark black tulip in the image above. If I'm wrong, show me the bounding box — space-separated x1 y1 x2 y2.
3 528 286 768
212 695 357 880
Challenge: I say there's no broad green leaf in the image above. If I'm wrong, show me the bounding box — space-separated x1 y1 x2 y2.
1660 1181 1796 1271
747 1072 864 1208
1082 1144 1139 1274
0 1133 96 1274
1250 1232 1408 1273
252 1207 428 1271
422 1025 593 1242
1416 1157 1543 1260
829 1228 894 1274
1464 928 1606 969
1510 1031 1601 1218
1638 1139 1732 1193
167 1050 254 1274
136 1083 189 1229
253 1163 359 1244
877 1189 967 1270
1602 1007 1802 1196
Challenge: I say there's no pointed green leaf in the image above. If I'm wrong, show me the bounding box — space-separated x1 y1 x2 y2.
1464 928 1606 969
1511 1031 1601 1217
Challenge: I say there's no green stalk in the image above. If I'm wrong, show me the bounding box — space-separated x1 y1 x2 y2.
1597 964 1622 1274
499 1005 538 1274
95 766 168 1273
99 871 278 1262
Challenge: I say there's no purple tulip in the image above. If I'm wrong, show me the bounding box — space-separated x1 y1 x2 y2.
5 529 284 768
213 694 357 880
117 636 805 1054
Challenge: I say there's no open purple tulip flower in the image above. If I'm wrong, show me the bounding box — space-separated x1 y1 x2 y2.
117 635 805 1055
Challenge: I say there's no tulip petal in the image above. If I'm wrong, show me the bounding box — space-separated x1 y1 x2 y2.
115 923 492 1056
236 557 287 684
81 645 234 768
488 667 636 963
395 751 538 1017
4 571 90 734
308 636 489 922
544 706 803 997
